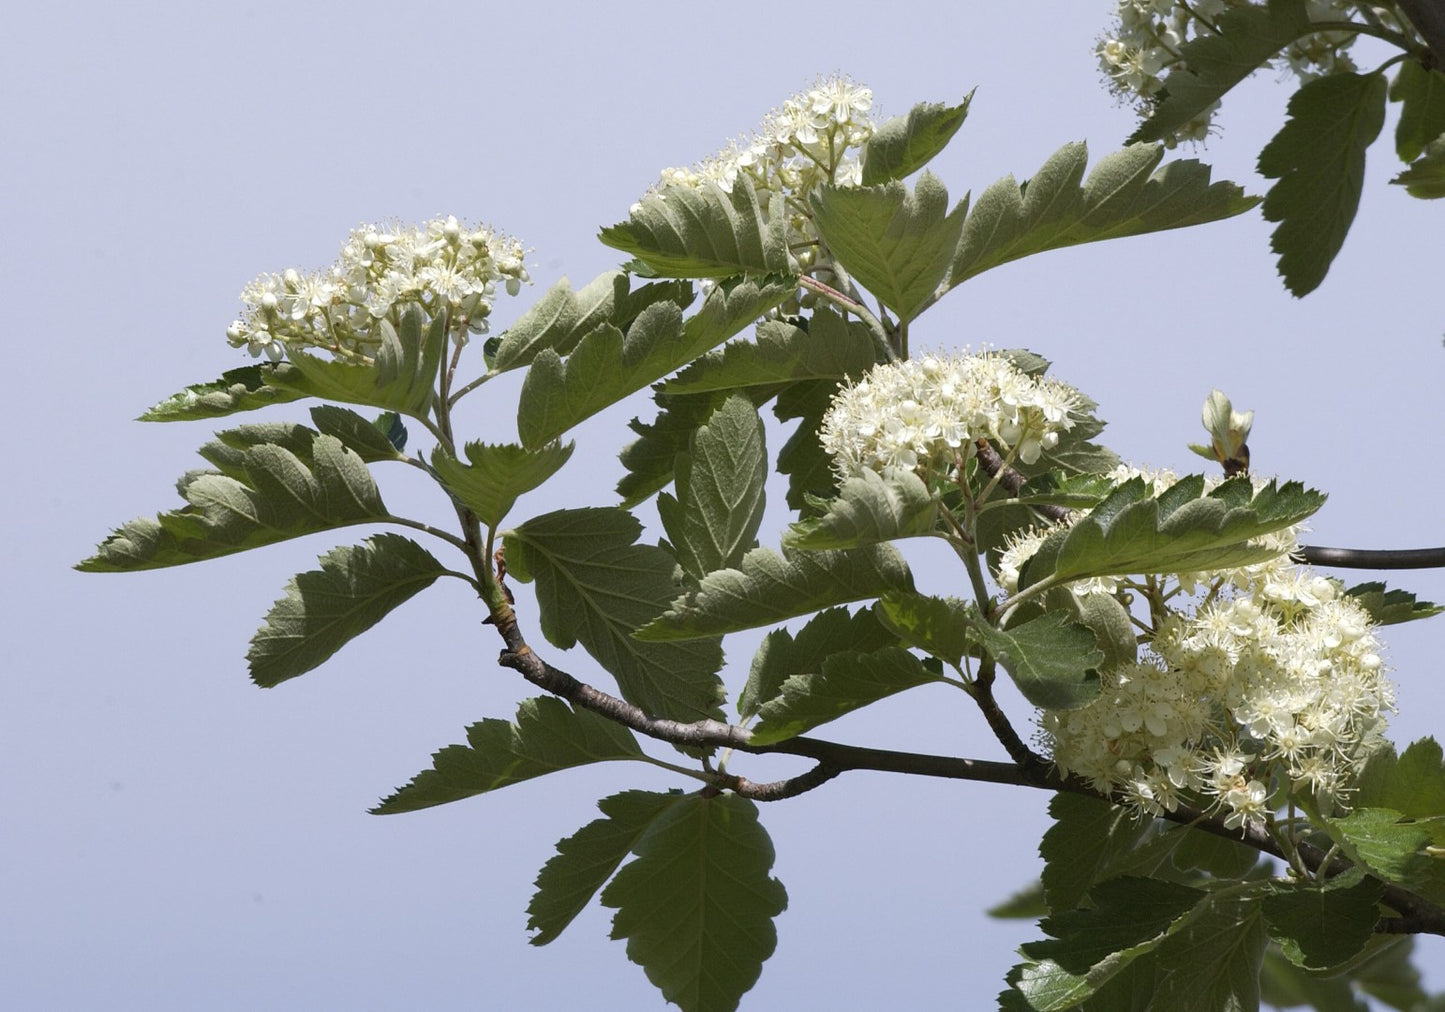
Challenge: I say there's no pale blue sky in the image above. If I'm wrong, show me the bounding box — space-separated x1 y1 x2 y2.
6 3 1443 1008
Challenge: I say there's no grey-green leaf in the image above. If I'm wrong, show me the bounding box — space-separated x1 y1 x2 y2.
873 590 974 671
492 271 627 374
740 606 897 720
782 468 939 550
139 364 305 422
1345 581 1443 626
528 790 686 946
598 175 793 279
636 543 915 642
811 171 966 323
861 94 973 185
971 612 1102 710
601 793 787 1012
371 696 645 814
247 533 449 686
949 141 1258 286
308 404 405 462
504 508 725 722
750 646 943 744
658 394 767 580
431 440 574 529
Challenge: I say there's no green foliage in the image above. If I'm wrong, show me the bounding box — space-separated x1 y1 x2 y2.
782 468 940 550
617 389 744 507
1390 61 1445 163
266 304 447 418
1354 738 1445 817
1039 794 1153 913
79 430 388 572
528 790 686 946
873 590 974 672
636 544 914 641
1018 476 1325 595
948 141 1259 286
1259 72 1389 295
504 507 726 722
1128 0 1310 145
657 394 767 580
1392 135 1445 198
749 646 944 744
971 613 1103 710
861 94 973 185
598 175 793 279
739 606 897 720
1345 581 1443 626
810 172 967 323
309 405 407 462
517 277 793 449
601 793 787 1012
139 364 304 421
664 306 879 395
248 534 450 686
430 440 574 529
372 697 644 814
1323 808 1440 898
1262 873 1383 970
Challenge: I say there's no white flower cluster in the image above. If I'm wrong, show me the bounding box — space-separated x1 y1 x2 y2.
819 352 1083 479
1098 1 1415 145
227 216 529 361
1004 468 1394 829
639 76 876 275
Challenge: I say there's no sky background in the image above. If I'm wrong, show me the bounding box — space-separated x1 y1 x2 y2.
6 3 1443 1008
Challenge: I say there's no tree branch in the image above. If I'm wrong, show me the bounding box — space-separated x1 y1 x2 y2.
1294 545 1445 570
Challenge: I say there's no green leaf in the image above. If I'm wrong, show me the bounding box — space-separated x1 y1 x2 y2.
1392 135 1445 198
1051 588 1138 673
308 405 405 462
265 304 447 417
1262 874 1383 970
1390 60 1445 163
1151 895 1267 1011
504 508 725 722
658 395 767 581
601 793 787 1012
636 543 914 642
79 433 387 572
873 590 974 671
1345 581 1443 626
972 612 1102 710
861 93 973 185
138 364 304 421
739 606 896 720
663 305 879 395
783 468 939 550
1018 476 1325 595
1353 738 1445 818
247 533 449 686
493 271 627 374
1260 944 1370 1012
775 378 845 514
949 141 1259 286
1039 793 1152 914
598 175 793 279
617 390 740 507
430 440 574 529
1324 807 1435 890
528 790 685 946
372 696 645 814
517 277 792 449
749 646 943 745
195 421 323 480
1354 937 1433 1011
988 880 1049 920
810 172 965 323
1258 72 1389 295
1129 0 1311 145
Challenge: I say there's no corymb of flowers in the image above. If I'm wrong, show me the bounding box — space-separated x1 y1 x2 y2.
823 354 1394 831
1097 0 1421 145
819 350 1084 477
226 215 530 362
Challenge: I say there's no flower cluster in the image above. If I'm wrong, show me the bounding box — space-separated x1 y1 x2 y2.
1007 468 1394 829
638 76 876 276
819 351 1083 480
1098 1 1416 145
226 216 529 361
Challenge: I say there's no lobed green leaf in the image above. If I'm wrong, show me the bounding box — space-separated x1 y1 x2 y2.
371 697 644 814
248 533 450 686
1262 873 1383 970
1345 581 1443 626
971 612 1103 710
504 507 725 722
1258 72 1389 295
749 646 943 745
601 793 787 1012
598 175 793 279
782 468 939 551
949 141 1258 286
1389 60 1445 163
430 439 574 529
872 591 973 672
1391 135 1445 198
636 543 914 642
861 94 973 185
740 606 897 720
657 395 767 581
810 171 967 322
139 364 304 421
308 405 406 462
